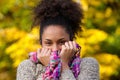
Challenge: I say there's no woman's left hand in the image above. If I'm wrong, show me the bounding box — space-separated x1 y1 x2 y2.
60 41 78 69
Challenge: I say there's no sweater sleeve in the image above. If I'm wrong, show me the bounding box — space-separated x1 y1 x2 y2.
16 59 37 80
60 57 99 80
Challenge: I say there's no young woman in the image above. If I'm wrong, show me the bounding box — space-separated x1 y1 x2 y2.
17 0 99 80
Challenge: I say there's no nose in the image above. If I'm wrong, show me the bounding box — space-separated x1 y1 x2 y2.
52 44 61 51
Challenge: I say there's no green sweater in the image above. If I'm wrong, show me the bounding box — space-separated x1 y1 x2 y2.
17 57 99 80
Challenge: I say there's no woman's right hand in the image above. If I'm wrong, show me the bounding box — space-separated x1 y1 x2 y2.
37 48 51 66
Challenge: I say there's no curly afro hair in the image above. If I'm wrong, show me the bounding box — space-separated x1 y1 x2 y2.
33 0 83 43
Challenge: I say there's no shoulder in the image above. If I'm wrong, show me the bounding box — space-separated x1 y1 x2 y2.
80 57 99 72
81 57 99 66
78 57 99 80
18 59 36 68
17 59 37 72
17 59 44 80
17 59 44 72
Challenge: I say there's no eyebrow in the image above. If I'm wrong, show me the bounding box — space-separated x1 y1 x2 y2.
45 38 65 41
45 39 52 41
58 38 65 41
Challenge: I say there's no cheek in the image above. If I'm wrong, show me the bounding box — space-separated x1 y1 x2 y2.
59 45 62 50
41 43 50 49
41 42 53 49
41 41 47 48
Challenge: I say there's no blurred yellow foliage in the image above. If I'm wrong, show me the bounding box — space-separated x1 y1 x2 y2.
84 29 108 44
3 28 26 42
95 12 105 19
89 0 101 7
95 53 120 79
80 0 88 11
105 8 112 18
5 27 41 67
115 27 120 35
106 17 117 26
0 0 15 8
75 29 108 57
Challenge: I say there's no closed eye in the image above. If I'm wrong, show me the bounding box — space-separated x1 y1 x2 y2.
44 39 52 46
59 40 66 45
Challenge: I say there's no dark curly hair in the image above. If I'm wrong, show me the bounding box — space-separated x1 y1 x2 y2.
33 0 83 44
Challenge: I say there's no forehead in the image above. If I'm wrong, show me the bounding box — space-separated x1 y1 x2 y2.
42 25 69 40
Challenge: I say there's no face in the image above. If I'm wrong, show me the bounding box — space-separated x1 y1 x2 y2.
42 25 70 51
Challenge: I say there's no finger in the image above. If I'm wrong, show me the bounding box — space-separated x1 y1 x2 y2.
73 41 76 48
65 42 69 49
76 51 80 56
36 48 42 62
69 41 74 49
60 45 66 54
47 49 51 55
68 41 75 56
45 49 51 56
40 48 45 56
73 41 78 53
43 48 48 55
37 48 41 54
37 48 41 57
76 45 81 56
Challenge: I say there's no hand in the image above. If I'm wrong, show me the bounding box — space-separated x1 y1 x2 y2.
37 48 51 66
60 41 78 67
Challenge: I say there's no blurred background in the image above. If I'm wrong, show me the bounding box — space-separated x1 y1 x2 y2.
0 0 120 80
